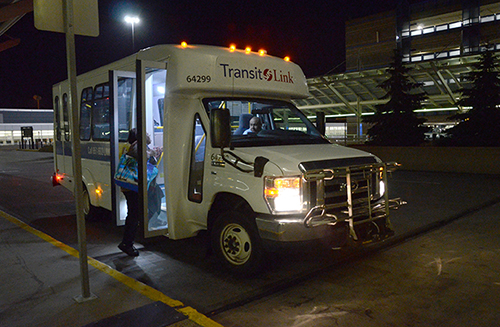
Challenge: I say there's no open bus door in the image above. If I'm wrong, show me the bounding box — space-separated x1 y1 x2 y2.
53 92 72 180
53 94 64 177
136 60 168 238
109 70 136 227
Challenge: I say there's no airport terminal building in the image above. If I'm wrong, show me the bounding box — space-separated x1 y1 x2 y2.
0 108 53 145
294 0 500 142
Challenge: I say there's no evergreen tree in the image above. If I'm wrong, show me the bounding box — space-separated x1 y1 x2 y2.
447 46 500 146
364 49 428 146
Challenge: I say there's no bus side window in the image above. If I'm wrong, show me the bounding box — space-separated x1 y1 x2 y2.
188 114 206 203
62 93 70 141
80 87 93 141
54 96 61 141
92 83 110 141
117 77 135 141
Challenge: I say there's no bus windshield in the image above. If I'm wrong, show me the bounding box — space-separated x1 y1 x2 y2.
204 99 329 147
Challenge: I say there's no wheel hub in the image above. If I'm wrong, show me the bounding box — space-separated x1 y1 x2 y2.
221 224 251 265
225 235 240 254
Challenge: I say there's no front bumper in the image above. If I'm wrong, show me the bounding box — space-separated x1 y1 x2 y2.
257 161 406 243
255 197 405 242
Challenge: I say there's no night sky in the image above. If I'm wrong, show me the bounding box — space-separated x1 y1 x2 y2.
0 0 400 109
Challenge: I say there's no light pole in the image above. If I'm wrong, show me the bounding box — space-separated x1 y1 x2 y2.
124 15 140 52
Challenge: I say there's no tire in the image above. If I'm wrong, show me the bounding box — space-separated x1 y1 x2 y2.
82 186 100 221
211 210 264 276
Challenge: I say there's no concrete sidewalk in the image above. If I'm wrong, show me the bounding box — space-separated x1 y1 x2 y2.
0 210 219 327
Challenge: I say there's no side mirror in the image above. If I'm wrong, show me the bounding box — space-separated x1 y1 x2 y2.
210 108 231 148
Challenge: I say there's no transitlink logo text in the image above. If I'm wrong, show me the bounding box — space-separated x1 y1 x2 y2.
219 63 294 84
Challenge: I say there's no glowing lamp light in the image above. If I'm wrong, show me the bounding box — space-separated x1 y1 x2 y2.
284 56 290 62
124 15 140 25
229 44 236 52
245 46 251 54
181 41 188 48
379 180 386 197
157 86 165 94
52 173 63 186
264 188 279 197
275 178 300 189
265 176 302 213
258 49 267 56
124 15 140 51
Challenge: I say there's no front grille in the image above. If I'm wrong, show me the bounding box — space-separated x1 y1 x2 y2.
301 159 401 242
324 175 371 206
302 159 385 224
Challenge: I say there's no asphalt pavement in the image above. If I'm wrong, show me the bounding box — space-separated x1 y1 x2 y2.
1 146 499 326
213 198 500 327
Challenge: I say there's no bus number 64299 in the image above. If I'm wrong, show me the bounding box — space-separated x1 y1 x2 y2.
186 75 211 83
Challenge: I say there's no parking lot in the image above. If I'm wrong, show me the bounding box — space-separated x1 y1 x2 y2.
1 146 499 326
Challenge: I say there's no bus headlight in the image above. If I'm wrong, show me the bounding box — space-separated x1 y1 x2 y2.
379 180 386 197
264 176 303 213
377 167 386 198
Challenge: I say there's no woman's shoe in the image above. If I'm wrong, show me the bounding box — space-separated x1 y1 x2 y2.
118 243 139 256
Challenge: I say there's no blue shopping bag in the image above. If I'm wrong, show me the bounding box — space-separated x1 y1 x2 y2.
114 154 158 192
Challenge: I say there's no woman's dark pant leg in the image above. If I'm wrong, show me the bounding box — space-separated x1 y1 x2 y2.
122 191 139 246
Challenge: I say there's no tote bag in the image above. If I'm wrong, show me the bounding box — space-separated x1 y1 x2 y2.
114 154 158 192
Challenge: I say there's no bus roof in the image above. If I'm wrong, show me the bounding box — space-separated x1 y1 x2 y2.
56 44 310 100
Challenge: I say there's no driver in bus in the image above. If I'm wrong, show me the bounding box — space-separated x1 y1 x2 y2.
243 116 263 135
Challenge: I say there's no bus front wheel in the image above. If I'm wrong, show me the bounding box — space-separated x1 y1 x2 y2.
211 210 264 276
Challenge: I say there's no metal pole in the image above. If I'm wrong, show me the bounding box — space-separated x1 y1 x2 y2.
131 22 135 51
63 0 96 303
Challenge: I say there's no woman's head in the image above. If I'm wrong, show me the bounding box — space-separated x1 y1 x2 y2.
127 128 137 144
127 128 151 145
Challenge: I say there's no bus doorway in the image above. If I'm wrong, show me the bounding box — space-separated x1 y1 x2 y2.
110 62 168 238
110 70 136 227
137 60 168 238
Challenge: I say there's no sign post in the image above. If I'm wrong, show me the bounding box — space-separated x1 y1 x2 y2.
63 0 95 303
34 0 99 303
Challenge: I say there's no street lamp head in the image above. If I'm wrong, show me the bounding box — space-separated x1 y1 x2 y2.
124 15 140 52
124 16 140 25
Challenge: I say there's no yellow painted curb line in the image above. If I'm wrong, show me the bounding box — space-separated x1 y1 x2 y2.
0 210 223 327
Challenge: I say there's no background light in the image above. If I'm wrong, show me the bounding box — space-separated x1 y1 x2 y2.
124 15 140 51
124 15 140 24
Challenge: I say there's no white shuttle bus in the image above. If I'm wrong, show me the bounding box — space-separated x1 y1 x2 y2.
52 44 403 274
